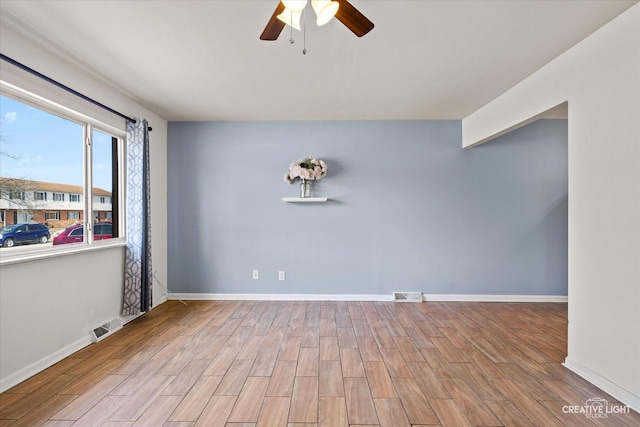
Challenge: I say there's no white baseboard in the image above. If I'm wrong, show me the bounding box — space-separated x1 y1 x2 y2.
168 293 395 302
167 293 567 303
119 295 168 327
120 312 143 325
423 294 568 302
0 336 91 393
563 357 640 413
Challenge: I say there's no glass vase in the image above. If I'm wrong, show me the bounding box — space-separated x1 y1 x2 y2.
300 179 312 198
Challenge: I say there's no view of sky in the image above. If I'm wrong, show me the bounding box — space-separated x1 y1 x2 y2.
0 95 113 191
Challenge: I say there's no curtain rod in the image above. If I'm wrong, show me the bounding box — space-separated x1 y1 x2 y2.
0 53 152 131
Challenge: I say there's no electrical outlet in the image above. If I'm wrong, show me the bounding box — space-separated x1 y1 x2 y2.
252 270 259 280
278 271 285 281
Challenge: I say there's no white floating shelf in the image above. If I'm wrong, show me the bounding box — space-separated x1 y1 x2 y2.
282 197 328 203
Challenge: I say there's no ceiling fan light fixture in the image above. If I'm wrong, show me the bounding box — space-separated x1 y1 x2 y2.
281 0 308 12
260 0 373 41
311 0 339 26
277 7 302 30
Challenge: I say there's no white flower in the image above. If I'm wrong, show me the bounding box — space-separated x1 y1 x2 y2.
285 156 328 183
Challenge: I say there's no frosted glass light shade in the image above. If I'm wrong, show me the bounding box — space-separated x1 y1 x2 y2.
277 8 302 31
282 0 308 12
311 0 339 26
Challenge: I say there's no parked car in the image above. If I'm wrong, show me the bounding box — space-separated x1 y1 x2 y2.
52 222 113 245
0 223 50 247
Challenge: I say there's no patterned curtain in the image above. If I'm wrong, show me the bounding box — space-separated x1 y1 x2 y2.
123 118 152 316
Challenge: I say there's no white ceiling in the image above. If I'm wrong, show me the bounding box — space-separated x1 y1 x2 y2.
0 0 636 121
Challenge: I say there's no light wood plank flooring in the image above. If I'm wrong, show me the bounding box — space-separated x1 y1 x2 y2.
1 300 638 426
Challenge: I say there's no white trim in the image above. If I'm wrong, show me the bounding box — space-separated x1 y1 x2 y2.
121 312 144 325
0 336 91 393
120 301 167 327
423 294 568 302
563 357 640 413
0 81 126 137
0 239 126 266
167 293 567 303
168 293 395 302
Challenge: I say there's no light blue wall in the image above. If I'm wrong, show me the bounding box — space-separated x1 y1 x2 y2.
167 120 567 296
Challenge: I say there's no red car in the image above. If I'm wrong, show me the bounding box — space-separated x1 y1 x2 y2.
52 222 113 245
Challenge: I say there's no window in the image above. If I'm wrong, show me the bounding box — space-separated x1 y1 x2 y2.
0 83 125 260
94 223 113 236
9 191 25 200
93 129 117 238
45 211 60 220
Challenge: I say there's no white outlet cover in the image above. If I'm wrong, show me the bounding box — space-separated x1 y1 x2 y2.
278 271 285 281
252 270 259 279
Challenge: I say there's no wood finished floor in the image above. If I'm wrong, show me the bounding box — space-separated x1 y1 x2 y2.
1 300 638 427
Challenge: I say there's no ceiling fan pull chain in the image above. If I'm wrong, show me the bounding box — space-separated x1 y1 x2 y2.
289 9 295 44
302 8 307 55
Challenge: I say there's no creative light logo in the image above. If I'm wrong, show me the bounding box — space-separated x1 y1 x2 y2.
562 397 630 419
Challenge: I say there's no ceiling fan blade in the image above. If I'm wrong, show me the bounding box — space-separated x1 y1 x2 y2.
335 0 374 37
260 2 286 40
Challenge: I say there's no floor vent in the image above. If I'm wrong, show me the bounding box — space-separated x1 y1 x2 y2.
393 292 423 302
90 318 123 343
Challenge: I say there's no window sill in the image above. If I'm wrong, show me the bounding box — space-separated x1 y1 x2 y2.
0 239 127 266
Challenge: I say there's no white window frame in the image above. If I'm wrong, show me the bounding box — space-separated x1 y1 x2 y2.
45 211 60 221
10 191 25 200
0 81 127 265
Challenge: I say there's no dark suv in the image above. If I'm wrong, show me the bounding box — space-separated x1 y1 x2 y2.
52 222 113 245
0 223 50 247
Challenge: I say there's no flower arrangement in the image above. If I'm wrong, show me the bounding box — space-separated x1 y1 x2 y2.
284 156 328 183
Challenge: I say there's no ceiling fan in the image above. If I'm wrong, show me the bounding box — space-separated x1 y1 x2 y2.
260 0 374 41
